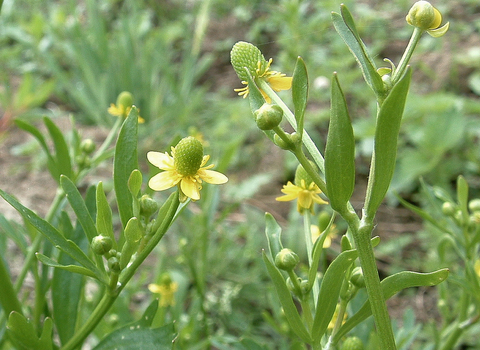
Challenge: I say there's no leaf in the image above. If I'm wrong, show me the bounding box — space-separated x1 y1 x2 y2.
264 213 283 260
128 169 143 197
245 69 265 114
7 312 53 350
332 5 385 98
52 212 87 346
36 253 96 278
0 188 101 278
333 269 449 343
114 107 139 228
43 116 73 180
120 217 143 269
292 56 308 135
311 249 358 342
364 68 412 218
61 175 98 243
93 301 176 350
262 251 312 344
96 182 116 250
325 73 355 213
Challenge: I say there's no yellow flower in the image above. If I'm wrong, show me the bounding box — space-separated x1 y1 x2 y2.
234 59 292 103
276 179 328 214
147 136 228 201
148 282 179 307
311 224 338 248
108 91 145 123
231 41 292 103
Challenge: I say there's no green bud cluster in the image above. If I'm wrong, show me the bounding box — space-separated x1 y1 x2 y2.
230 41 268 81
174 137 204 176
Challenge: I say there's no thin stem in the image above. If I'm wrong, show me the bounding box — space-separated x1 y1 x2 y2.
258 80 325 175
303 212 320 306
392 27 422 84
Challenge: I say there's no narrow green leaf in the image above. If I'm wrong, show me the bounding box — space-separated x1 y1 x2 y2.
325 73 355 212
364 68 412 218
312 249 358 342
332 6 385 98
36 253 96 278
264 213 283 260
262 251 312 344
128 169 143 197
245 69 265 114
14 119 58 180
333 269 449 343
96 182 116 249
7 312 53 350
120 217 143 269
93 301 175 350
292 56 308 135
61 175 98 243
0 188 100 275
43 116 73 179
114 107 139 228
52 211 87 346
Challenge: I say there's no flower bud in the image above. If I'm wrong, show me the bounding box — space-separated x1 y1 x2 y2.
340 336 364 350
80 139 96 154
108 256 121 273
91 235 113 255
140 194 158 217
350 267 365 288
468 199 480 213
254 104 283 130
174 136 204 176
107 249 117 258
230 41 268 81
116 91 134 110
275 248 299 271
406 1 441 30
273 133 291 150
442 202 455 216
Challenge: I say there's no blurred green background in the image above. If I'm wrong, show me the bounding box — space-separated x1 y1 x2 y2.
1 0 480 348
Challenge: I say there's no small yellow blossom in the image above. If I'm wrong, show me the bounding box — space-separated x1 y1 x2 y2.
406 1 449 37
108 91 145 123
234 59 292 103
147 137 228 201
148 282 179 307
311 224 338 248
328 303 347 330
276 179 328 214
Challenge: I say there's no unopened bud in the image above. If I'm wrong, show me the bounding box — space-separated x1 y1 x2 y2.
275 248 299 271
350 267 365 288
140 195 158 217
340 336 364 350
254 104 283 130
442 202 455 216
406 1 441 30
108 256 121 273
91 235 113 255
468 199 480 213
80 139 96 154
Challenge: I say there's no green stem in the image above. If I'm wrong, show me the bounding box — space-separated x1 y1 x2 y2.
60 192 180 350
392 27 422 84
294 148 327 197
352 214 396 349
303 212 320 306
258 80 325 175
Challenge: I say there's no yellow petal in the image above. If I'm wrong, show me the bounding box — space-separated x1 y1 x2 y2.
199 169 228 185
268 75 293 91
147 151 174 170
180 177 201 200
108 104 121 116
276 193 299 202
148 171 179 191
148 283 162 293
427 22 449 37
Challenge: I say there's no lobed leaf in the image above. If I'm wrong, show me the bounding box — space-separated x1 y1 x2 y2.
325 73 355 213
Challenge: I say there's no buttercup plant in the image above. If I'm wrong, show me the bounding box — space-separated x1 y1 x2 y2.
231 2 450 349
0 93 227 349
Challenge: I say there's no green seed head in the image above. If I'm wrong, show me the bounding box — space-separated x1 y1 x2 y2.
231 41 268 81
174 136 204 176
116 91 133 109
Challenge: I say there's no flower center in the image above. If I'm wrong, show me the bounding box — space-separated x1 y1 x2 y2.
174 136 204 176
